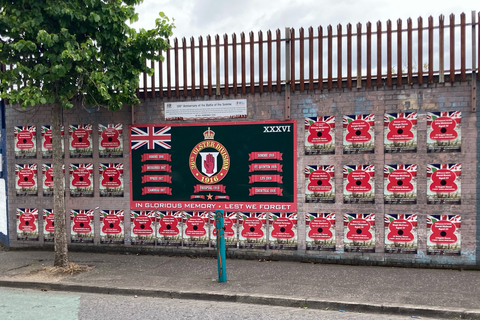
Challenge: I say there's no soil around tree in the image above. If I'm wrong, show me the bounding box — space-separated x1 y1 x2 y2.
9 262 94 283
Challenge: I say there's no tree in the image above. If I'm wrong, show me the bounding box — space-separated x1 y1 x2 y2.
0 0 173 267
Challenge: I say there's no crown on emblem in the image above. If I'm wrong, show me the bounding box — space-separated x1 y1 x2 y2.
203 127 215 140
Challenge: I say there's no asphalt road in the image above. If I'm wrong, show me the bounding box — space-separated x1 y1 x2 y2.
0 287 439 320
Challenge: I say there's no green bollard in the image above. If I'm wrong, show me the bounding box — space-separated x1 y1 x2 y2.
215 209 227 283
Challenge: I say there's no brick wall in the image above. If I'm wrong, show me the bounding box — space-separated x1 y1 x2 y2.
5 81 478 268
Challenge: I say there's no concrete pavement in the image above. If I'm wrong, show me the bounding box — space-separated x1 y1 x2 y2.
0 248 479 319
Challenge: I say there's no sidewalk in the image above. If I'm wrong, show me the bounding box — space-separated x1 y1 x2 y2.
0 249 479 319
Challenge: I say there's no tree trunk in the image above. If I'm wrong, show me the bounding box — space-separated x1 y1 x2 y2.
51 102 69 267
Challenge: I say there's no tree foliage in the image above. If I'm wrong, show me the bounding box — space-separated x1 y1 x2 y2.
0 0 173 267
0 0 174 109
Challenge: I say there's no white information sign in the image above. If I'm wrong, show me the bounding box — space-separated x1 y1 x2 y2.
165 99 247 120
0 179 7 235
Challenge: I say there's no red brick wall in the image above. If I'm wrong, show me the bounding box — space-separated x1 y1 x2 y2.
5 81 477 267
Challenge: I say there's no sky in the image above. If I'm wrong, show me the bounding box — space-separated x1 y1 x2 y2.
132 0 479 39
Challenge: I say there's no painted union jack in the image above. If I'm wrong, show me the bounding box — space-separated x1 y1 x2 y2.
99 123 123 134
16 208 38 217
343 164 374 178
14 125 36 136
273 212 299 226
385 112 417 125
184 211 210 222
406 214 418 226
131 210 156 223
446 214 462 228
308 165 335 177
427 111 461 125
70 209 94 218
42 164 65 172
131 210 156 218
323 165 335 177
198 211 211 222
427 163 461 177
305 165 318 177
384 164 417 177
69 124 93 134
100 209 124 218
99 163 124 174
305 116 335 128
131 125 171 150
364 213 376 225
321 213 335 223
308 212 334 221
385 214 417 226
256 212 267 224
305 117 316 127
343 114 375 128
42 125 64 135
344 213 375 225
69 163 93 174
15 164 37 174
343 213 356 225
269 212 292 221
305 213 318 221
427 214 461 228
238 212 266 223
157 211 182 223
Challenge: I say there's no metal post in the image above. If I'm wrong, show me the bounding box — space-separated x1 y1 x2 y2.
472 11 477 112
285 27 291 120
215 209 227 283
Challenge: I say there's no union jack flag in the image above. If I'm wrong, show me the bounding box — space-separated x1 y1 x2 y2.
427 111 461 125
41 125 64 136
69 163 93 174
131 210 156 221
269 212 297 222
427 163 461 177
183 211 210 223
384 112 417 126
305 165 334 177
43 208 54 218
99 123 123 134
15 163 37 174
427 214 461 228
158 211 183 223
16 208 38 217
199 211 211 223
384 164 417 177
385 214 417 226
42 164 51 173
364 213 376 225
343 164 374 178
100 209 124 218
306 212 335 225
305 165 317 176
343 114 374 128
344 213 375 226
70 209 94 218
238 212 267 224
257 212 268 224
130 125 171 150
305 116 335 128
69 124 93 134
14 125 36 136
42 163 65 173
99 163 124 174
